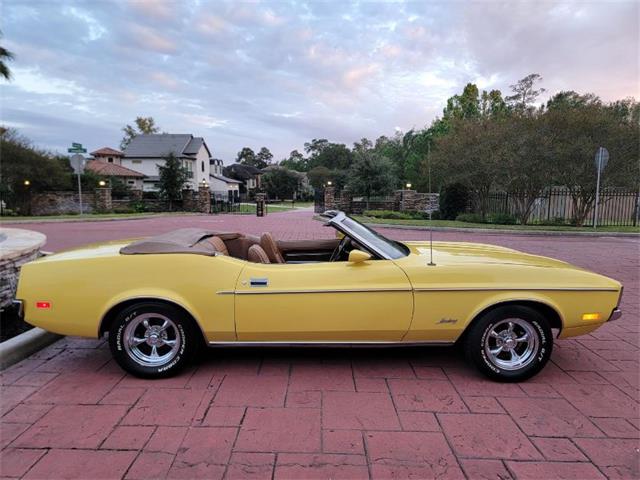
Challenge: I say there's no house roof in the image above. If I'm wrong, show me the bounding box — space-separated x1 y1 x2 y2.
85 160 146 178
223 163 264 181
91 147 124 157
123 134 211 159
211 174 242 184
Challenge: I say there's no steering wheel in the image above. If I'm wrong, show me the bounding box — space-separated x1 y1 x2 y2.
330 236 351 262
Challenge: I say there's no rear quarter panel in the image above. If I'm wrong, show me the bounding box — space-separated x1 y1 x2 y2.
17 253 245 341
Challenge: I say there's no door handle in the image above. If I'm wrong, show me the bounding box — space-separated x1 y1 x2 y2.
250 278 269 287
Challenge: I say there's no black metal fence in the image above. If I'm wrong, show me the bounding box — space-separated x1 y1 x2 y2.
481 187 639 226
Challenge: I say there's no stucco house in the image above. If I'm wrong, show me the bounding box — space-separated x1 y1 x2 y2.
121 134 212 192
87 148 146 189
209 159 241 202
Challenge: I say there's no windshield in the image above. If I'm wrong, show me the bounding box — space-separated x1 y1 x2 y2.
335 215 409 260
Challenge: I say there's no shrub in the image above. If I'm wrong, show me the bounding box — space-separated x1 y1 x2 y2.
439 183 470 220
488 213 518 225
456 213 485 223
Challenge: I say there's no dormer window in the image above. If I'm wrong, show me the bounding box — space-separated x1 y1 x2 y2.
108 157 114 163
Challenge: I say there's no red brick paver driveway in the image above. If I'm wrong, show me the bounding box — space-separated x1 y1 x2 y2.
1 211 638 479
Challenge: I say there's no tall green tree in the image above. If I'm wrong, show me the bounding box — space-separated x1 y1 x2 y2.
255 147 273 168
157 153 188 211
348 150 396 209
280 150 308 171
431 118 504 219
545 102 639 225
261 167 300 199
498 114 554 224
236 147 257 166
120 116 160 149
306 166 332 190
506 74 546 113
0 31 14 81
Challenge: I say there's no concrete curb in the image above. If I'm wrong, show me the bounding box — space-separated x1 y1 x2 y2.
0 328 62 370
363 222 640 238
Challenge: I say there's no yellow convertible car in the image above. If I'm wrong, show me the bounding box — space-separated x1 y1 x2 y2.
15 211 622 381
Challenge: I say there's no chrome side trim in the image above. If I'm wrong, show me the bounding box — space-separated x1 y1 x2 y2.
217 288 412 295
413 287 620 292
208 340 454 347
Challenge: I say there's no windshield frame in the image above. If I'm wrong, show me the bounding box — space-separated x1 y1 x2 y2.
324 211 409 260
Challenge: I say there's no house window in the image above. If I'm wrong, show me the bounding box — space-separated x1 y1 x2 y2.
201 161 204 172
127 180 135 185
108 157 114 163
132 159 142 164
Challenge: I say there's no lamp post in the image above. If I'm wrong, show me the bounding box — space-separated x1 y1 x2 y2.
98 180 106 187
327 181 332 186
406 183 412 189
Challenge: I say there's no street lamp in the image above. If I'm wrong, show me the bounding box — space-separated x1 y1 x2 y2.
98 180 106 187
327 181 332 186
23 180 30 186
406 183 412 189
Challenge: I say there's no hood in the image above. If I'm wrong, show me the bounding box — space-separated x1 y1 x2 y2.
405 241 573 269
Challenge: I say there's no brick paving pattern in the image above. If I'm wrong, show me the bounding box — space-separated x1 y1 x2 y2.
1 210 638 479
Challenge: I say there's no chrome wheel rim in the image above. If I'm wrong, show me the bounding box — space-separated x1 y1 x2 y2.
484 318 538 371
123 313 181 367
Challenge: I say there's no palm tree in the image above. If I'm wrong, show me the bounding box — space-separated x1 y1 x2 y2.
0 31 15 81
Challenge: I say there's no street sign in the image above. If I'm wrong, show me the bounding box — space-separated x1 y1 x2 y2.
594 147 609 172
67 148 87 153
72 142 82 148
70 154 85 175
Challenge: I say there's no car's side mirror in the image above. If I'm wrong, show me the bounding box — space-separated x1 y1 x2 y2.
348 249 371 264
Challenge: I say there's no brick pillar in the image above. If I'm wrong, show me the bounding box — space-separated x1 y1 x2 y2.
198 185 211 213
182 189 195 211
340 189 353 213
324 186 336 210
394 190 403 211
94 187 112 213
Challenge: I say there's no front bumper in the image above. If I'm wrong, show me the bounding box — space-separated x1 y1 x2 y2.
608 308 622 322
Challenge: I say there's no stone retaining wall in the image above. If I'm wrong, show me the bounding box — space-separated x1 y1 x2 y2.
31 192 95 215
0 229 46 309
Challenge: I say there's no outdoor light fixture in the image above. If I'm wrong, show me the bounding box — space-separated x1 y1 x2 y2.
24 180 30 186
406 183 412 189
98 180 106 187
327 181 333 186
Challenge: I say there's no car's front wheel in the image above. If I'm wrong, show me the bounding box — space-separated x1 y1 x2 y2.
464 305 553 382
108 302 199 378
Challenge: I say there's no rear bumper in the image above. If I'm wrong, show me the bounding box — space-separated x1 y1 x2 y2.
608 308 622 322
11 299 24 320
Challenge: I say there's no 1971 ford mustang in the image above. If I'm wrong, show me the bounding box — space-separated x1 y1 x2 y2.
15 211 622 381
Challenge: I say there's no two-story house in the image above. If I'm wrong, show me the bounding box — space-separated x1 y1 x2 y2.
209 159 241 202
121 134 212 191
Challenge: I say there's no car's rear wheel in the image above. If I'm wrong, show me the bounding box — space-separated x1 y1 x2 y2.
108 302 199 378
464 305 553 382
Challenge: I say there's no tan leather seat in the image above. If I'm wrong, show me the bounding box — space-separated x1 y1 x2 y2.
260 233 285 263
207 236 229 255
247 244 271 263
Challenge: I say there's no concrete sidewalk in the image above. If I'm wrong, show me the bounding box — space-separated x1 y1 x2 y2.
1 210 638 479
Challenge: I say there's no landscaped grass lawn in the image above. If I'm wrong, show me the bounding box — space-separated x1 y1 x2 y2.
354 215 640 233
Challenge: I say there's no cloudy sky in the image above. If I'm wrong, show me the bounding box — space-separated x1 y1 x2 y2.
1 0 638 162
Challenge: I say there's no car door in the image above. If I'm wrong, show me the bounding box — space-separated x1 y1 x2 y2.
233 259 413 341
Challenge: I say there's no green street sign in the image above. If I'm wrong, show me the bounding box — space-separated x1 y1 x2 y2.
72 142 82 148
67 148 87 153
